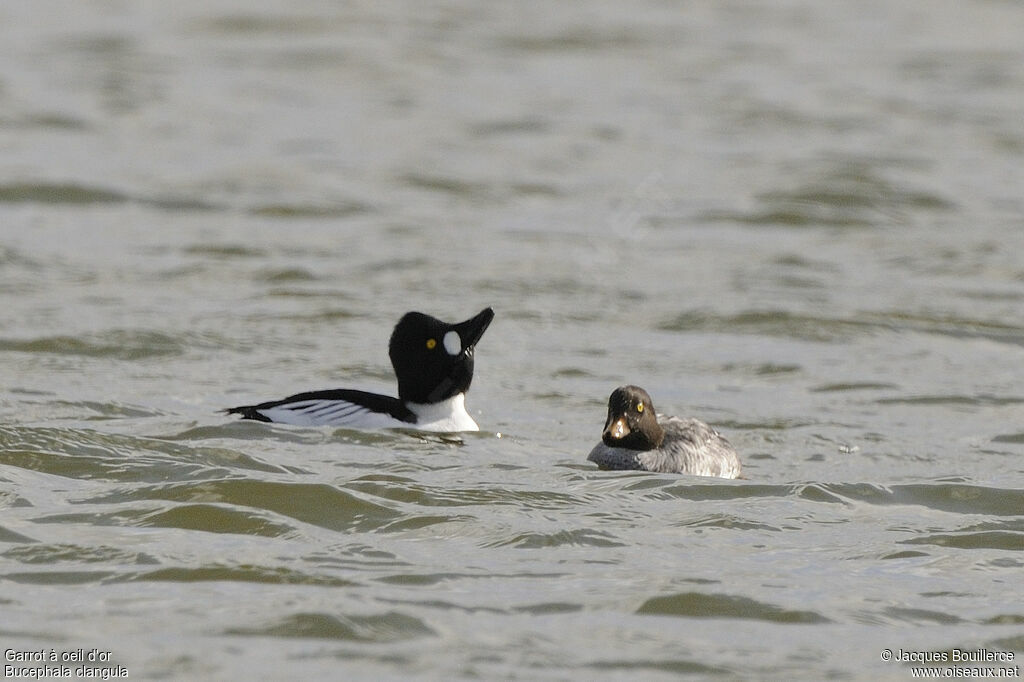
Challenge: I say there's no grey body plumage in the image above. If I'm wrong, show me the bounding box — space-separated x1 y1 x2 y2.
587 386 741 479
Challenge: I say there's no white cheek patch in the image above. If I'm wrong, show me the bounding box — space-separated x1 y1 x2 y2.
443 330 462 356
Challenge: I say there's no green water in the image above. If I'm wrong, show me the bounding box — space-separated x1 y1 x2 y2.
1 1 1023 679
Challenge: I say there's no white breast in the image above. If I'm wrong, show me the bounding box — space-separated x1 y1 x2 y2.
407 393 479 432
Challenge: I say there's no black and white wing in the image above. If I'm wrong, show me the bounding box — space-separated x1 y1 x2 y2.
226 389 415 428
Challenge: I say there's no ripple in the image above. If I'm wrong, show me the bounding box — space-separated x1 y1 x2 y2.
0 525 36 544
658 308 1024 345
137 503 296 537
646 482 790 502
32 508 154 529
876 394 1024 406
587 659 727 676
881 550 930 560
512 602 583 615
249 202 370 218
376 514 474 533
122 565 358 587
0 427 188 482
485 528 626 549
54 400 165 420
705 163 955 228
658 309 878 342
346 477 587 510
0 245 43 268
723 362 803 377
302 545 406 572
226 611 435 642
796 483 852 505
182 243 266 259
8 112 91 131
0 182 128 204
811 382 899 393
161 423 327 452
990 634 1024 652
881 606 963 625
1 543 156 566
992 432 1024 444
374 571 567 587
830 483 1024 516
678 514 784 532
499 27 653 52
377 597 505 615
637 592 830 623
900 531 1023 551
0 426 286 482
195 13 334 35
86 479 402 532
469 117 550 137
252 267 319 283
400 172 492 199
0 183 216 212
0 330 185 360
1 570 117 585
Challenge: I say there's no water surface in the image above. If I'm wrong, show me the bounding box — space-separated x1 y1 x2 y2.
1 1 1023 679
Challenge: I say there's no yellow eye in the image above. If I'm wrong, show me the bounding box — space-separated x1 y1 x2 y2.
636 402 644 413
426 338 437 350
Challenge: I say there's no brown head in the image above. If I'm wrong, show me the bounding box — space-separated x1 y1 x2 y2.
601 385 665 451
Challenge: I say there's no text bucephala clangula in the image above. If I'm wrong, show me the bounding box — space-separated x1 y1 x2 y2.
226 307 494 432
587 385 741 478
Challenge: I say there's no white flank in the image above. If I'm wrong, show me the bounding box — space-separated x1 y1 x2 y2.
253 393 479 432
255 399 407 429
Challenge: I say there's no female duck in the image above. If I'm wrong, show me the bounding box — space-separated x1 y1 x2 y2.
587 385 741 478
